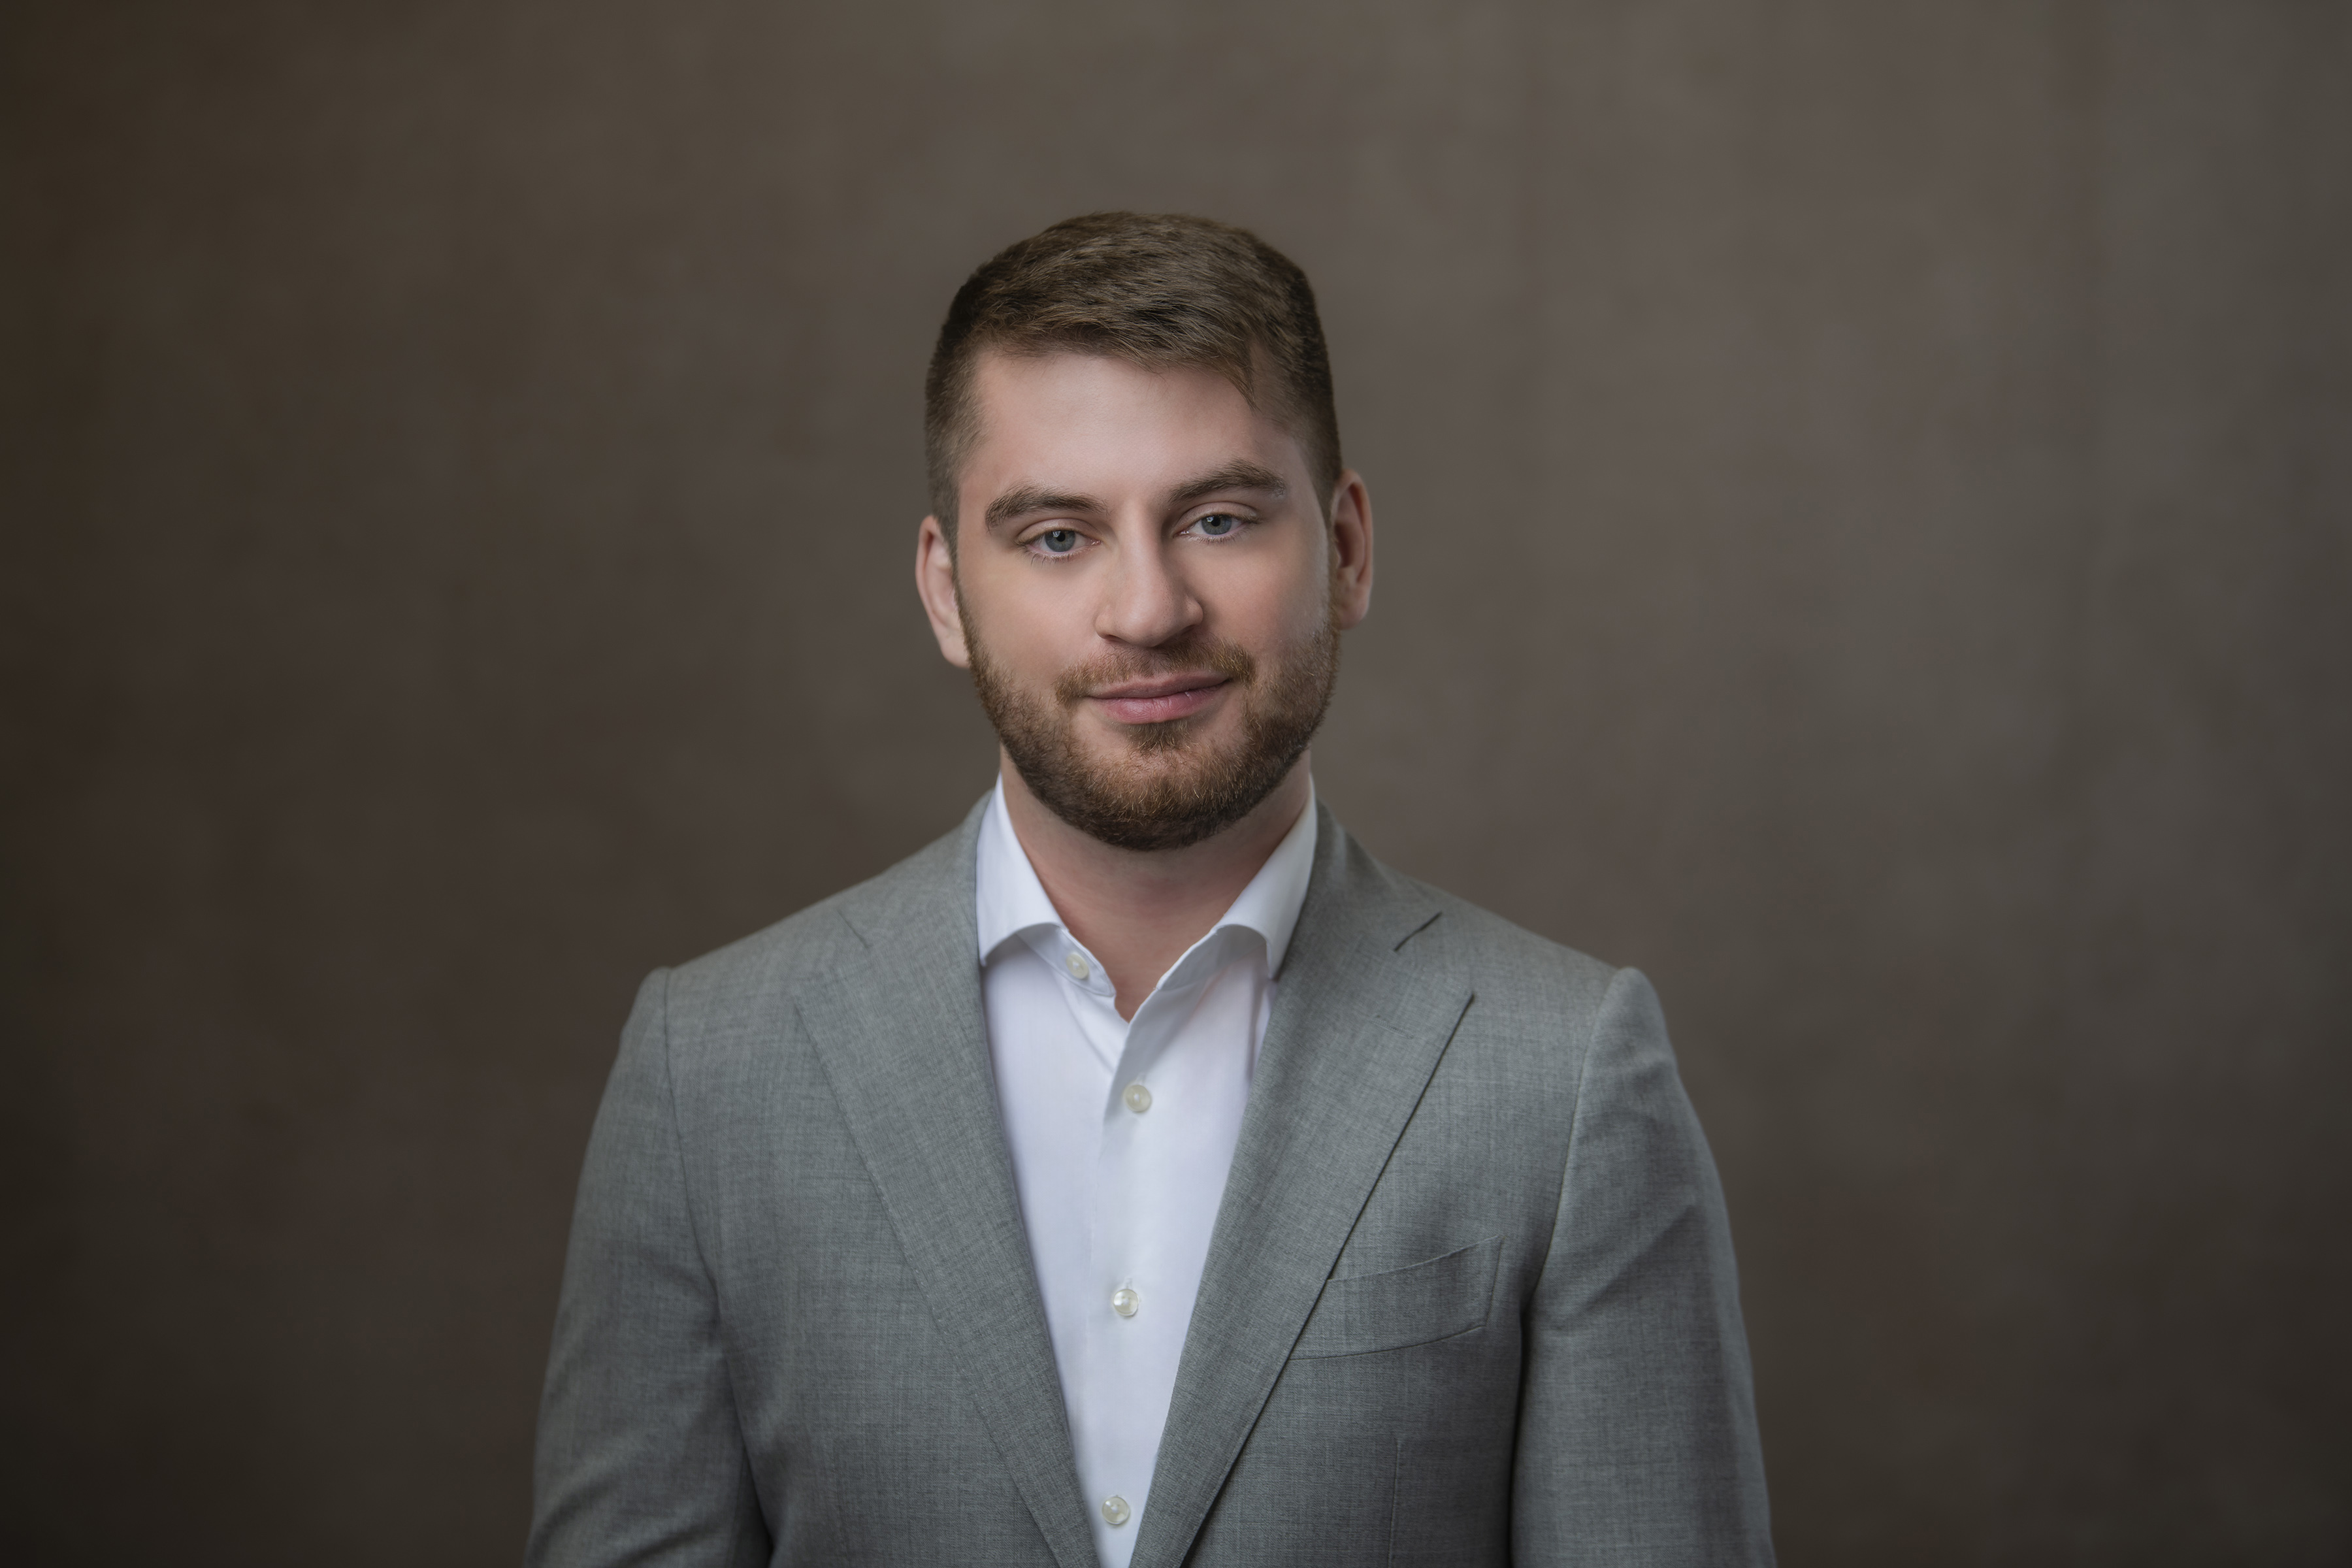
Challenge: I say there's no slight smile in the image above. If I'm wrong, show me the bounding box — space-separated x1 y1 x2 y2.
1086 673 1231 726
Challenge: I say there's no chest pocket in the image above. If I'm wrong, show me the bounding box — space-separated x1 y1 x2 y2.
1291 1235 1503 1360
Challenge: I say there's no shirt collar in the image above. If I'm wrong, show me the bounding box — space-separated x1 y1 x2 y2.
973 775 1318 977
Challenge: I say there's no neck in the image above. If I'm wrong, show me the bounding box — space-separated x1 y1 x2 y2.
999 753 1312 1021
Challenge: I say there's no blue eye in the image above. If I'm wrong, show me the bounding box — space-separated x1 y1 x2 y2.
1037 529 1079 554
1196 513 1239 537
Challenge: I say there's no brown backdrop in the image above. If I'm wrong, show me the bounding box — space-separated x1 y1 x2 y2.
4 3 2345 1563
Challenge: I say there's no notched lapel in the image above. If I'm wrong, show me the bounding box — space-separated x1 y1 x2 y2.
1130 813 1474 1568
796 817 1096 1568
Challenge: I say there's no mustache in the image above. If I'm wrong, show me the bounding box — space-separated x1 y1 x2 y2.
1052 635 1258 707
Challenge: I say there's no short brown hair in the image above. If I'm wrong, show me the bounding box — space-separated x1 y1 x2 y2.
924 212 1342 538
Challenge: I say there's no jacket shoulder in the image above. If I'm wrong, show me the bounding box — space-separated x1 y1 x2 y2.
655 812 975 1024
1351 844 1628 1041
1356 855 1674 1109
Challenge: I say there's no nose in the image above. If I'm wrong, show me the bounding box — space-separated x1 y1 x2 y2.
1094 534 1201 649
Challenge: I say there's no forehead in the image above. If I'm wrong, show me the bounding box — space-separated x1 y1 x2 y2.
962 350 1303 502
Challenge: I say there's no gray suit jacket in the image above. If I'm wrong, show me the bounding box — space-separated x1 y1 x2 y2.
527 802 1772 1566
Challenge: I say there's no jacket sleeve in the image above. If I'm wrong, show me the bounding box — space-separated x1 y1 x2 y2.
525 970 772 1568
1511 967 1776 1565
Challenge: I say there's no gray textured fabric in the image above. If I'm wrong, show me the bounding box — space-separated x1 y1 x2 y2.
527 800 1774 1567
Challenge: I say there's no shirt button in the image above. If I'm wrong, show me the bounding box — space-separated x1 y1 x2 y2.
1101 1495 1132 1527
1122 1082 1152 1114
1064 952 1090 980
1110 1286 1141 1318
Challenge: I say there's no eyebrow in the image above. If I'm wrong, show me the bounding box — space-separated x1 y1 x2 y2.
1167 461 1288 509
981 461 1292 535
984 485 1102 533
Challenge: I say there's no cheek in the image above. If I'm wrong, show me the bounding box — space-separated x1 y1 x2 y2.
968 565 1092 669
1211 544 1328 646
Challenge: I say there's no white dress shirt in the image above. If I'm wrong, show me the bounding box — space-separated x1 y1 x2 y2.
975 779 1317 1568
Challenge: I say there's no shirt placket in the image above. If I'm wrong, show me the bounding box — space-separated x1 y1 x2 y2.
1078 935 1251 1563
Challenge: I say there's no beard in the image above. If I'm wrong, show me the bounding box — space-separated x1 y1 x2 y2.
964 602 1341 853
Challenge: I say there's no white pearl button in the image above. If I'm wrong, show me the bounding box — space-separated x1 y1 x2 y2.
1110 1286 1141 1318
1064 951 1090 980
1100 1495 1132 1526
1122 1082 1152 1113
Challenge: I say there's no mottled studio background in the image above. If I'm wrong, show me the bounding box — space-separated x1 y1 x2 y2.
3 2 2345 1563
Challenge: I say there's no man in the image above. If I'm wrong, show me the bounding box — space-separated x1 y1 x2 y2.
528 212 1772 1567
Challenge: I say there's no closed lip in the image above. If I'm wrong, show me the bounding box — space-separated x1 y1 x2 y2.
1089 672 1230 724
1087 672 1228 700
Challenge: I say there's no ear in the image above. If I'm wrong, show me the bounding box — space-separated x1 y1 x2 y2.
914 514 972 668
1326 470 1375 630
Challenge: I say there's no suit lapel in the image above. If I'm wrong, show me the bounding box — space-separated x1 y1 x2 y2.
1130 810 1474 1568
795 811 1096 1568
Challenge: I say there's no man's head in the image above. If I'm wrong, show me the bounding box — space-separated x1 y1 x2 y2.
913 214 1373 853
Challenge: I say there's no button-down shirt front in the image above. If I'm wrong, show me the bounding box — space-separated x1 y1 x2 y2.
975 779 1316 1568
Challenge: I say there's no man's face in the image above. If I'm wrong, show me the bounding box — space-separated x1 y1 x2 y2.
915 350 1373 851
